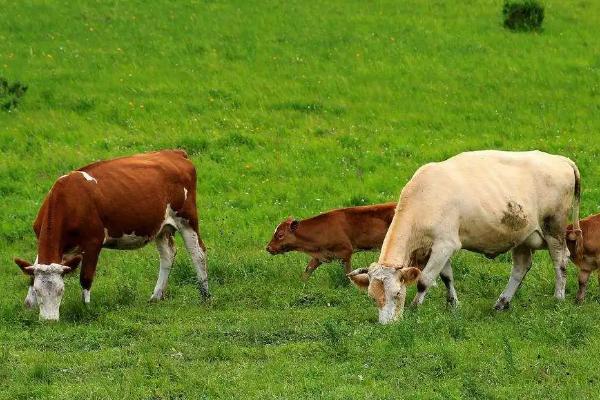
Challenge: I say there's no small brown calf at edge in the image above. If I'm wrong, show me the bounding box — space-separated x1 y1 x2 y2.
567 214 593 303
266 203 396 280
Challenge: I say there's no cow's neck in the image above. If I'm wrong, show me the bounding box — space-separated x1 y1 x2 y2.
378 212 418 267
37 193 66 264
293 221 322 252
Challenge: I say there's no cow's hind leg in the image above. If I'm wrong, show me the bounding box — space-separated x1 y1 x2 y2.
150 226 177 301
494 245 532 310
440 259 458 306
178 222 209 299
412 241 458 307
546 236 569 300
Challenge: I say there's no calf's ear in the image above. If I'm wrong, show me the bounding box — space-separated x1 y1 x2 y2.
347 268 370 290
14 258 34 276
290 220 299 232
61 255 82 274
398 267 420 284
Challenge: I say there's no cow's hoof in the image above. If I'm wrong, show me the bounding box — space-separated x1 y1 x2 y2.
149 292 163 302
200 291 211 301
447 298 459 308
575 297 585 305
493 298 510 311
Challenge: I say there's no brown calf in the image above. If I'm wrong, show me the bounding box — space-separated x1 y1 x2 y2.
266 203 396 279
567 214 597 303
14 149 208 320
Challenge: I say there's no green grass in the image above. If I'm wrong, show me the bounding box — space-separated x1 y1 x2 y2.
1 0 600 398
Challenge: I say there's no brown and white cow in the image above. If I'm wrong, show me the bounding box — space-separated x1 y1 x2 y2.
566 214 600 303
348 150 583 324
14 149 209 320
266 203 396 280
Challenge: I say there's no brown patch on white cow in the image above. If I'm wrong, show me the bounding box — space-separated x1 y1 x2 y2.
368 279 386 308
501 201 527 231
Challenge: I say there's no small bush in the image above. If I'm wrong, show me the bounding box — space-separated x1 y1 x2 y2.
503 1 544 32
0 77 28 111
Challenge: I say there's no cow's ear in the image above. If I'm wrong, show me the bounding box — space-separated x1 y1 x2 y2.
290 220 299 232
14 258 34 276
398 267 420 284
347 268 370 290
61 255 82 274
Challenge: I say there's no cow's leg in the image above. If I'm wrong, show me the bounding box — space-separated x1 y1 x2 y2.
576 269 592 304
494 245 532 310
546 236 569 300
80 248 101 304
178 222 209 299
411 242 458 307
439 259 458 306
150 226 177 301
302 258 322 281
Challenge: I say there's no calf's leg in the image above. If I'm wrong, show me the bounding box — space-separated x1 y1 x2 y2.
411 241 458 307
341 253 353 274
302 258 322 281
178 222 210 299
494 245 532 310
150 226 177 301
576 269 592 304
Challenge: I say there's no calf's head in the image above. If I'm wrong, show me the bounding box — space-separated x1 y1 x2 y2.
14 256 81 321
266 217 299 254
348 263 420 324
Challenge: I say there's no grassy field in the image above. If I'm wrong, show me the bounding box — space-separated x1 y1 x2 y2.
1 0 600 398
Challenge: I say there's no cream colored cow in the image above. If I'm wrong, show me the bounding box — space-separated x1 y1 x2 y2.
348 150 583 324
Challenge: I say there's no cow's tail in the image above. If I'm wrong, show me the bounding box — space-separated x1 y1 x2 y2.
566 159 583 260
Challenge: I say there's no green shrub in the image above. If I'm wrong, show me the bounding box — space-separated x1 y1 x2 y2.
0 77 28 111
503 1 544 32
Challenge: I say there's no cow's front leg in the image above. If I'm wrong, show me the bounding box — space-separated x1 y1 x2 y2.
302 258 322 281
80 247 101 304
412 242 457 307
151 227 177 301
494 245 532 310
439 259 458 306
24 277 37 309
576 269 592 304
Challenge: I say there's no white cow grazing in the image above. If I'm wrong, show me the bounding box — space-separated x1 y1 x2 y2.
348 150 583 324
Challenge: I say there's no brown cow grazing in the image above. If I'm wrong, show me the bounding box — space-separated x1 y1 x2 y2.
266 203 396 280
567 214 597 303
14 149 209 321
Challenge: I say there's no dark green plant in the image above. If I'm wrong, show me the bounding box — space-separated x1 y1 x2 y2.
503 1 544 32
0 77 28 111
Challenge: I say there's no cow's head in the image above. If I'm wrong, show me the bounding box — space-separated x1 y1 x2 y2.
266 217 299 255
348 263 420 324
14 256 81 321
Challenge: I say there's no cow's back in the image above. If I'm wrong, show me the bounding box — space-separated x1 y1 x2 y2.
394 150 576 255
77 150 196 238
342 203 397 250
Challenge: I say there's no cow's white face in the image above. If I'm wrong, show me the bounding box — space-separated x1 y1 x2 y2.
29 264 70 321
348 263 420 324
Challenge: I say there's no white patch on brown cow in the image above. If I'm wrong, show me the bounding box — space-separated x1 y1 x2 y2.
82 289 91 304
184 187 188 200
103 231 151 250
78 171 97 183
